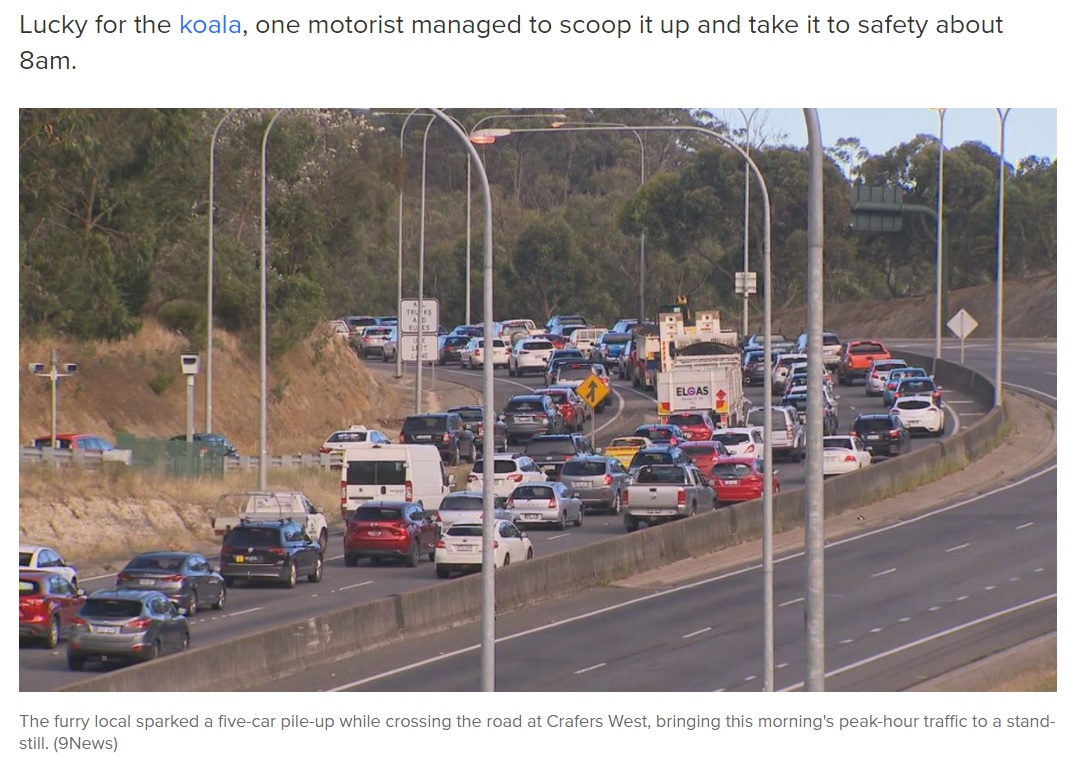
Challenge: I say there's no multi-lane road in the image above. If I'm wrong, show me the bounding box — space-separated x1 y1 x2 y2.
20 340 1054 691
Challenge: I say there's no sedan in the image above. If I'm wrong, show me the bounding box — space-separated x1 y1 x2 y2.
710 457 779 504
343 501 439 567
506 481 584 530
822 435 874 476
19 569 86 648
434 520 533 578
114 551 227 614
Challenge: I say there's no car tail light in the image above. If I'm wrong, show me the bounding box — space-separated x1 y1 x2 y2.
603 474 613 486
21 596 44 609
433 512 442 524
844 454 857 462
746 444 755 454
548 498 557 508
442 433 451 443
159 575 183 582
268 547 286 556
122 618 152 633
677 489 686 506
405 480 413 501
786 426 793 439
510 473 523 482
621 489 629 504
493 540 500 548
506 498 515 508
340 481 348 519
467 473 479 483
477 424 484 436
889 430 900 438
399 435 406 443
319 446 331 454
70 617 88 631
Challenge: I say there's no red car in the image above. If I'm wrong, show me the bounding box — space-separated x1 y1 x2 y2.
535 387 586 431
664 410 717 441
343 500 439 568
19 569 86 648
544 334 569 350
678 441 731 476
710 457 780 504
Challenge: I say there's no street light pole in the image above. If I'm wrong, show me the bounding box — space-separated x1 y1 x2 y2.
206 109 236 434
415 117 435 413
259 109 284 492
933 108 947 365
995 109 1011 409
738 109 758 339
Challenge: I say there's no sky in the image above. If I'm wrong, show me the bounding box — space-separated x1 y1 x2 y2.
709 108 1058 161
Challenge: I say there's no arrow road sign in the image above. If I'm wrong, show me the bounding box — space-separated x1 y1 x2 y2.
577 373 610 409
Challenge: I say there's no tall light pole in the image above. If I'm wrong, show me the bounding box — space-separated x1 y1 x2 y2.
415 117 435 412
994 109 1011 409
206 109 236 434
738 109 758 339
259 109 284 491
475 123 775 690
933 108 947 365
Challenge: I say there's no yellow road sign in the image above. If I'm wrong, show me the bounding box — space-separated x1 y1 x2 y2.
577 373 610 409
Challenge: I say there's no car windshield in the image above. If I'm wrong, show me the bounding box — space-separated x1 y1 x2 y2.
352 506 406 522
823 437 855 449
680 445 716 457
224 527 281 547
634 465 684 483
556 366 593 381
601 333 631 344
851 343 886 354
328 431 369 443
897 399 932 410
451 409 483 423
822 333 841 345
81 599 144 618
124 555 184 571
747 411 788 429
346 460 407 485
446 525 482 538
712 463 752 479
511 485 554 500
856 418 893 432
899 380 935 393
667 414 704 427
439 495 483 510
521 341 552 351
494 460 521 474
636 427 675 440
525 439 576 456
505 399 543 412
713 432 749 446
561 460 606 477
631 452 675 468
402 417 447 433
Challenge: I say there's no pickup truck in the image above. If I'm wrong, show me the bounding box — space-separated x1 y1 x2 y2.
621 464 715 532
212 491 329 549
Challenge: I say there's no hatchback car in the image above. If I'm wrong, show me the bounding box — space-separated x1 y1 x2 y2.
882 367 931 407
558 456 631 514
357 325 394 359
320 426 392 455
400 412 475 465
891 395 945 436
508 338 555 377
534 387 587 431
343 501 439 567
219 520 324 588
851 413 911 458
893 376 943 406
710 457 779 504
19 545 78 586
679 440 733 476
711 427 764 457
434 521 533 578
506 482 584 529
864 358 909 396
460 337 509 369
633 423 688 446
665 410 717 441
114 551 226 614
67 589 190 670
466 453 547 498
437 334 471 365
19 570 85 648
544 349 586 386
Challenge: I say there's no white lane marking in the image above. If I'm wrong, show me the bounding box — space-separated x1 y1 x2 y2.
898 617 911 622
776 593 1057 692
1009 577 1021 582
574 663 606 675
945 543 970 552
1035 567 1045 573
928 606 941 611
743 675 758 682
682 627 712 639
985 585 997 591
1046 372 1056 376
946 399 977 404
547 533 570 541
1016 522 1035 530
339 581 374 591
839 639 854 645
1003 382 1057 402
327 465 1057 692
777 662 790 669
870 627 884 633
779 597 804 608
871 568 897 578
223 607 264 618
956 595 969 601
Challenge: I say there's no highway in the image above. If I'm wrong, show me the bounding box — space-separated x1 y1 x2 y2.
19 343 1042 691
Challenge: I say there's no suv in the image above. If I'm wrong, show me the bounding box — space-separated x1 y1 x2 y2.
591 332 632 369
502 395 565 445
795 331 843 369
559 455 632 514
524 433 596 478
168 432 239 458
466 453 547 498
400 412 476 466
219 520 324 588
67 589 190 670
838 340 891 385
343 501 439 568
746 405 805 463
851 413 911 458
544 348 586 386
447 405 507 458
508 338 555 377
357 325 394 359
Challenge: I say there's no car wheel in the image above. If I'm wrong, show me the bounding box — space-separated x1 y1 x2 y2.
526 547 534 560
624 516 640 533
43 615 59 649
213 586 226 611
188 591 198 616
574 506 583 527
147 640 161 661
450 444 460 467
283 562 297 589
503 553 510 567
609 492 621 515
556 512 566 531
406 541 420 568
67 654 85 671
308 556 324 583
436 566 450 579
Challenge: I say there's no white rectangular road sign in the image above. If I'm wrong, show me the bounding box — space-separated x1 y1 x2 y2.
735 272 757 296
399 298 439 334
400 334 439 363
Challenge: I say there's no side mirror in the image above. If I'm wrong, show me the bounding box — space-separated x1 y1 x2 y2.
76 588 87 598
447 475 457 487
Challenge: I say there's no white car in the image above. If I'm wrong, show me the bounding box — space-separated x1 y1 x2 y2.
506 481 584 529
822 435 874 475
711 427 764 457
508 338 554 377
890 396 945 436
864 358 908 396
434 520 533 578
19 545 79 586
466 454 547 498
434 491 511 529
320 426 392 456
460 337 509 369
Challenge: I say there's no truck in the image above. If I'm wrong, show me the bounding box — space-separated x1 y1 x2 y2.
630 328 662 391
654 307 748 428
621 464 716 532
212 491 330 549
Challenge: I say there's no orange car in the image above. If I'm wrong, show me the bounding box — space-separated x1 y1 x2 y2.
837 340 891 385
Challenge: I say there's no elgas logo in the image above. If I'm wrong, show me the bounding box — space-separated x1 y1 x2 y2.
675 386 709 397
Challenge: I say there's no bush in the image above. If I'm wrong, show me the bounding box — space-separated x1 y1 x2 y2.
148 374 174 396
158 300 206 347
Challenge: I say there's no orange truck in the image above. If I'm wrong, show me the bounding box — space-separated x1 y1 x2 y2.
837 340 892 385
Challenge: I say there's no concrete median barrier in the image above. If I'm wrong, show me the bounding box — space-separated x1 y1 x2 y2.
61 359 1010 692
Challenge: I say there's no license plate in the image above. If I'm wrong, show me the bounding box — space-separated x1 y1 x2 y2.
95 626 118 634
573 481 589 488
367 530 382 536
722 480 739 486
524 513 541 519
138 579 156 586
636 509 668 516
517 416 533 422
234 555 245 563
457 545 476 551
415 434 432 441
866 434 881 440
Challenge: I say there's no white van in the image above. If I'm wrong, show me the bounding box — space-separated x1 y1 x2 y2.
568 327 609 355
339 444 454 520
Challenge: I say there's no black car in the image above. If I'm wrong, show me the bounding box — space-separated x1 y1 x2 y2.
742 350 768 386
502 395 565 445
168 432 239 458
400 412 476 466
627 446 691 476
523 433 595 478
447 405 508 458
219 520 324 588
850 413 911 458
437 335 471 365
115 551 227 614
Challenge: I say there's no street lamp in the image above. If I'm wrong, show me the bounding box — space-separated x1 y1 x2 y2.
933 108 947 366
737 109 759 339
206 109 237 434
29 350 78 449
473 123 776 690
995 109 1011 409
259 109 285 491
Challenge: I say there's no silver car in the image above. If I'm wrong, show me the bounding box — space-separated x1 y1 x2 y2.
67 589 190 670
506 481 584 529
558 456 631 514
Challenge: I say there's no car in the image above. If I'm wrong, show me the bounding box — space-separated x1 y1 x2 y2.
711 427 765 457
447 405 508 458
31 433 114 452
633 423 688 446
437 334 471 365
544 314 588 334
380 326 399 362
890 395 946 436
168 432 239 458
627 445 691 477
544 348 586 386
893 376 943 406
399 412 476 465
795 331 843 369
466 453 547 498
610 318 641 335
523 433 596 478
838 340 892 385
460 336 509 369
433 491 509 529
501 394 565 444
617 339 635 380
602 435 652 468
742 349 769 386
343 315 379 336
781 390 840 435
320 425 392 455
881 367 931 407
219 519 324 588
746 405 805 463
114 551 227 614
554 361 611 412
822 435 874 476
506 481 584 529
567 327 609 357
544 333 570 350
710 457 780 504
850 413 911 458
434 520 533 579
591 332 632 369
508 337 555 377
343 501 440 567
495 318 540 348
19 569 86 648
864 358 909 396
664 410 717 441
534 387 587 431
357 325 394 359
66 588 190 670
558 455 632 514
19 545 78 587
328 319 350 335
678 440 733 477
771 353 808 394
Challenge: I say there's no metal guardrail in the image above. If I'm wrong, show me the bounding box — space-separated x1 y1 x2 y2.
223 454 340 472
19 446 133 467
